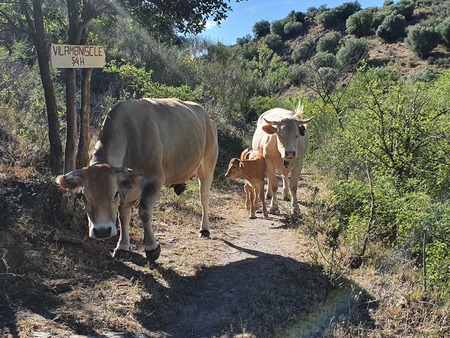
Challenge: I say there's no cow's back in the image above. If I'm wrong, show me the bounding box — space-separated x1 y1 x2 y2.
91 98 217 184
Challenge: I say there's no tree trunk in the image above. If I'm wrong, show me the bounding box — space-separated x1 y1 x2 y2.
29 0 63 175
76 67 93 168
64 0 82 173
64 68 77 173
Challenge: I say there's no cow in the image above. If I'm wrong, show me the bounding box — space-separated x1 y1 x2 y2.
225 149 268 219
56 98 218 262
251 106 313 214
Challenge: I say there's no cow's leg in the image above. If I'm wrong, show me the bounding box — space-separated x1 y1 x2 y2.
198 172 214 238
282 174 290 201
140 180 162 262
244 182 251 210
265 162 279 214
113 205 132 258
250 187 257 219
289 166 301 210
259 184 269 218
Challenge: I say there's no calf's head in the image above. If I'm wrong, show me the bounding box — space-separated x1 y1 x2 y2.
262 117 313 160
56 164 142 239
225 158 243 179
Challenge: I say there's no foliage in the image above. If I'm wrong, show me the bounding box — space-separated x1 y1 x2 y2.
336 38 369 68
103 60 199 101
346 9 375 37
315 1 362 28
252 20 271 38
376 13 407 42
291 41 315 63
270 20 285 36
312 52 337 69
284 21 304 38
261 33 284 53
405 26 440 58
385 0 415 21
407 67 441 83
317 32 341 54
437 17 450 48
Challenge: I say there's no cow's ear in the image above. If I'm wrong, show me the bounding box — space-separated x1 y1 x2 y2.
56 175 83 194
262 124 277 135
298 124 306 136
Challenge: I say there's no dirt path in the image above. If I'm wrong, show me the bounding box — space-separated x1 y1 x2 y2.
2 176 368 338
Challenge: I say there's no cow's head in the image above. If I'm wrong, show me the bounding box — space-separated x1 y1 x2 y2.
56 164 143 239
225 158 243 179
262 116 314 160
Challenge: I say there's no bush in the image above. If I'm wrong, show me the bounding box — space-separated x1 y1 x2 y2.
437 17 450 48
291 41 315 63
261 33 284 53
270 20 285 37
376 13 407 42
253 20 271 39
317 32 341 54
316 1 362 28
346 10 375 36
284 21 304 38
288 64 308 86
406 26 440 58
336 38 369 68
407 67 441 83
312 52 337 68
386 0 415 21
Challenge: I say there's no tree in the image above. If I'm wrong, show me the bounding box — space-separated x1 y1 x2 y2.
376 13 406 43
253 20 270 39
406 26 440 58
0 0 245 174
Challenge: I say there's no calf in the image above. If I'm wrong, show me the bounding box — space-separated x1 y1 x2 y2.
225 150 268 219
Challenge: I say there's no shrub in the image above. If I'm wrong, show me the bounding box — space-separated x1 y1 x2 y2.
437 17 450 48
316 1 362 28
387 0 415 21
336 38 369 68
407 67 441 83
317 32 341 54
406 26 440 58
312 52 337 68
376 13 407 43
288 64 308 86
346 10 375 36
253 20 271 39
270 20 285 37
261 33 284 53
291 41 315 63
284 21 304 38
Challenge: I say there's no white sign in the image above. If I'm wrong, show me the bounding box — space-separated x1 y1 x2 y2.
50 44 105 68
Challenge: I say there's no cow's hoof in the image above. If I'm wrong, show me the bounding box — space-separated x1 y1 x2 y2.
113 249 131 260
199 229 210 238
173 183 186 196
145 244 161 262
250 215 256 219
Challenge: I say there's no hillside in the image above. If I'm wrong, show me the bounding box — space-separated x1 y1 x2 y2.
234 0 450 83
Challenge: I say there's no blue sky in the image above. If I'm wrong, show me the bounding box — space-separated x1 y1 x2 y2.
198 0 386 45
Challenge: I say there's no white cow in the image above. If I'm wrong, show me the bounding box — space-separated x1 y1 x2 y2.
251 106 313 213
56 98 218 262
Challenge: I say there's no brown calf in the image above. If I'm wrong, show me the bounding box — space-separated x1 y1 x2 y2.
225 150 268 219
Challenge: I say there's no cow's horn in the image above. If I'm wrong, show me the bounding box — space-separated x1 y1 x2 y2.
296 116 314 124
263 118 280 126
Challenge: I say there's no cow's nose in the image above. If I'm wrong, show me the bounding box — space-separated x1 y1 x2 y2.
93 226 112 239
285 151 296 159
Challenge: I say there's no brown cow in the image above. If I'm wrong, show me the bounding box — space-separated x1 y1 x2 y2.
56 98 218 262
252 106 313 213
225 149 268 219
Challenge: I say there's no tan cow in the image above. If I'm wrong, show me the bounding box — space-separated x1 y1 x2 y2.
56 98 218 262
251 106 313 213
225 149 268 219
